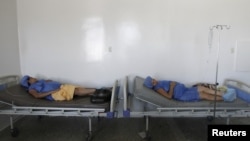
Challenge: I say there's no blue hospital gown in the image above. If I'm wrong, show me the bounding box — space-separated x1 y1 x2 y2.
153 80 200 102
28 80 62 101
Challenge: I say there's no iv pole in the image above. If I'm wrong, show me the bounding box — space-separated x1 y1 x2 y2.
209 25 230 118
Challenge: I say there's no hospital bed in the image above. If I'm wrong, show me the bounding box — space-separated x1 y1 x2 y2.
0 75 120 141
123 76 250 140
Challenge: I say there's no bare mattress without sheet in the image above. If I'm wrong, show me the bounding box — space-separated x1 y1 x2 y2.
134 76 250 108
0 85 110 111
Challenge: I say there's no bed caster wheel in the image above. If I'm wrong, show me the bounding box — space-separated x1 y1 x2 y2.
139 131 151 141
85 132 92 141
144 131 151 141
207 116 214 122
37 115 44 120
10 128 19 137
144 135 151 141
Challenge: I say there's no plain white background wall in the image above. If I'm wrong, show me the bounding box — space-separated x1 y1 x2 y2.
0 0 20 77
16 0 250 87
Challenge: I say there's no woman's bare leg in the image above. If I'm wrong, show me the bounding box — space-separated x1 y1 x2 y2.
199 92 223 101
74 87 96 96
197 86 224 96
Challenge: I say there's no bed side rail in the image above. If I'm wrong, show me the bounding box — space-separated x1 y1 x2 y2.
107 79 119 118
0 75 19 90
0 106 105 117
137 107 250 118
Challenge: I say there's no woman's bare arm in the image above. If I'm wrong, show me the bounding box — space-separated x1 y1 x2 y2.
156 81 176 99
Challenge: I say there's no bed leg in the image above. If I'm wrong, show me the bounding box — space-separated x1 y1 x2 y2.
226 117 230 125
145 116 149 132
86 117 92 141
9 116 19 137
10 116 13 130
89 117 92 133
138 116 151 141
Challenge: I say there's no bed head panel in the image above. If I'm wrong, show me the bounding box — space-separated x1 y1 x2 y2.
0 75 19 90
224 79 250 103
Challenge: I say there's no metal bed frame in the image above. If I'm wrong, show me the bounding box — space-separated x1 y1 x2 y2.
123 76 250 140
0 75 120 141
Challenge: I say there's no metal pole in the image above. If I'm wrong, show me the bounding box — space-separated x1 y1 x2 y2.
210 25 230 118
213 29 220 118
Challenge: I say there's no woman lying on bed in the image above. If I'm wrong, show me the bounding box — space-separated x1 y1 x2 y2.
20 75 111 102
143 76 236 102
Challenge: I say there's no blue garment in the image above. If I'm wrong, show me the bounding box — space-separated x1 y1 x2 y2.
153 80 200 102
20 75 30 88
153 80 171 92
144 76 154 88
28 80 62 101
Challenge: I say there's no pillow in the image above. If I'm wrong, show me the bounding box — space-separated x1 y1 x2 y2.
227 85 250 103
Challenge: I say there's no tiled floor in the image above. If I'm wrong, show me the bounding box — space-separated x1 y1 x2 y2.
0 115 250 141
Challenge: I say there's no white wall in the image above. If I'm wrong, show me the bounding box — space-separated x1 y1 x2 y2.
17 0 250 87
0 0 20 77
